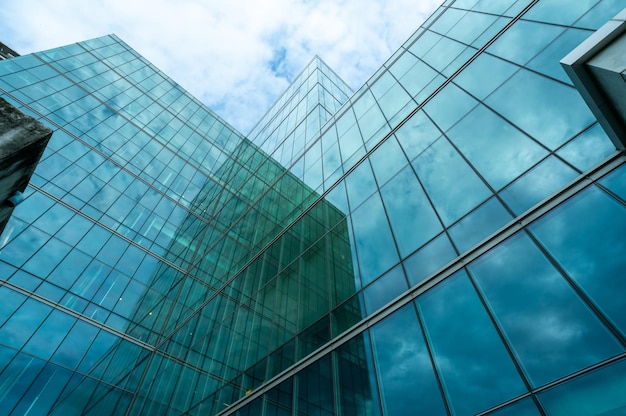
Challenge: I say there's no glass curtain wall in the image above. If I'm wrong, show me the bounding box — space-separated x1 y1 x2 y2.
0 0 625 415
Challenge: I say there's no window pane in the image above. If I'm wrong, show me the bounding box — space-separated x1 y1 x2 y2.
296 355 334 416
538 359 626 416
527 27 593 83
446 104 547 190
370 303 446 415
335 333 381 416
499 156 577 215
380 165 442 257
530 186 626 335
350 192 399 286
345 160 378 211
599 164 626 202
417 270 526 415
469 232 623 387
524 0 600 26
486 69 595 149
369 136 408 187
413 137 491 225
556 123 616 172
423 83 477 133
363 265 407 315
449 197 512 253
394 110 440 161
0 298 51 350
487 397 541 416
454 54 518 101
487 20 564 65
403 233 457 286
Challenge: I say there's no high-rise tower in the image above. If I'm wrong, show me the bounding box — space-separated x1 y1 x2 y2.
1 1 626 415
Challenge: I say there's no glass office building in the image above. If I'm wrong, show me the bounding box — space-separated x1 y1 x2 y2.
1 0 626 414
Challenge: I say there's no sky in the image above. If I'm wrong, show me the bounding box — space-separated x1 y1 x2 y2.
0 0 441 134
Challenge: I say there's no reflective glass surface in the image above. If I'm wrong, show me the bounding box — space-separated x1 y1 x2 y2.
538 359 626 416
469 232 623 387
417 270 527 415
530 186 626 335
370 304 446 415
1 0 625 414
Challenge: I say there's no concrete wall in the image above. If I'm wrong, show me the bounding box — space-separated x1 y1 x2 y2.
0 98 52 235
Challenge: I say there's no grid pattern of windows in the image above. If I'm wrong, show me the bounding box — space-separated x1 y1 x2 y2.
0 0 625 415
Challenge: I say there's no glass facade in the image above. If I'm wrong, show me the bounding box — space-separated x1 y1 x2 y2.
0 1 625 415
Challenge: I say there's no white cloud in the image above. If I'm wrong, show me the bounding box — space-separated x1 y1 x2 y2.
0 0 441 133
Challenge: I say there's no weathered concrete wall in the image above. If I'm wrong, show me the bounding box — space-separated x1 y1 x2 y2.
0 98 53 236
561 8 626 149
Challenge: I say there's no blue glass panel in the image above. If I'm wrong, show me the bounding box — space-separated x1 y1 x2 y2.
403 233 457 286
363 265 407 315
599 164 626 201
487 20 564 65
368 136 408 186
499 156 578 215
391 55 439 99
422 36 467 74
576 0 626 30
423 83 478 133
23 309 76 360
0 216 29 249
524 0 599 26
447 10 500 45
335 333 381 416
0 225 50 268
76 224 110 256
408 30 440 59
472 16 512 48
468 0 531 16
557 123 616 172
336 109 363 164
413 137 491 226
449 197 512 253
527 27 593 83
0 351 46 412
394 110 440 161
14 191 55 223
350 192 399 286
10 362 73 416
98 235 129 267
428 8 466 35
447 104 547 190
530 186 626 335
0 261 17 281
0 298 51 350
52 319 100 368
454 54 518 101
380 164 442 257
487 397 541 416
371 73 412 125
469 233 622 387
32 203 74 235
415 73 446 104
296 354 334 416
9 269 41 291
538 359 626 416
345 160 378 211
0 287 26 326
22 237 73 277
370 303 447 415
417 270 526 415
486 69 595 149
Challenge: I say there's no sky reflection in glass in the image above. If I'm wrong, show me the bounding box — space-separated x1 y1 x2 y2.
417 270 526 415
469 232 623 387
